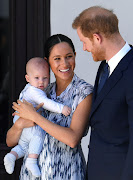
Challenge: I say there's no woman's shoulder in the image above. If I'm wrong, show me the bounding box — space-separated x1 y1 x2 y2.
73 74 93 91
45 82 56 95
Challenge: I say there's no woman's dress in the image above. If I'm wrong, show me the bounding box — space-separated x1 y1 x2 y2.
19 74 93 180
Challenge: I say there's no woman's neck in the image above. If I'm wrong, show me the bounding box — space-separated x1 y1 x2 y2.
56 77 73 96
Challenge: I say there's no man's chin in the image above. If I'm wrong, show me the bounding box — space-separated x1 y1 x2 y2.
92 56 104 62
93 57 100 62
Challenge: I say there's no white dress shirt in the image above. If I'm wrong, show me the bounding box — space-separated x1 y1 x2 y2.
107 42 131 76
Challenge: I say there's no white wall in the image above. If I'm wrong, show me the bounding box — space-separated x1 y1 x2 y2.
51 0 133 162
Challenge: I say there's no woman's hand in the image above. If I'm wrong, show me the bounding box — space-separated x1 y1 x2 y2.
14 117 35 129
12 99 43 122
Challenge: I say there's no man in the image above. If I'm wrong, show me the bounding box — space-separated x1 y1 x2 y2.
72 6 133 180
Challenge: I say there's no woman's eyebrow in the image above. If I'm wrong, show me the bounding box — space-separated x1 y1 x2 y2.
52 52 73 58
52 55 60 58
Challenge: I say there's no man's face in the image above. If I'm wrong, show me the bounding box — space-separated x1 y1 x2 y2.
77 28 105 62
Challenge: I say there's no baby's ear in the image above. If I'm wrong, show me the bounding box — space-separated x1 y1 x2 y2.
25 74 29 82
44 57 48 62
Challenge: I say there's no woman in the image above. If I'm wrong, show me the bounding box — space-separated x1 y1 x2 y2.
7 34 93 179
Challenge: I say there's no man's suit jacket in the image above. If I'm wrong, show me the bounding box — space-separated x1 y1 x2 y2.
87 46 133 180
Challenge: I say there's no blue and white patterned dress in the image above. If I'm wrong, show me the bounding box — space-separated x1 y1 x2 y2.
19 74 93 180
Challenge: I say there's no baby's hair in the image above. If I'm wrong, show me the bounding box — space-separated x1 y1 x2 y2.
26 57 48 74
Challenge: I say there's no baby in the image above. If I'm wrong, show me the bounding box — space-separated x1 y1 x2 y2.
4 57 71 177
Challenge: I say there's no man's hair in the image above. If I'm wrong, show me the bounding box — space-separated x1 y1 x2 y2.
72 6 119 38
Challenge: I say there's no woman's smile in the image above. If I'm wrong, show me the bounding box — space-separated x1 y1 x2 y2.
49 42 75 81
59 68 70 72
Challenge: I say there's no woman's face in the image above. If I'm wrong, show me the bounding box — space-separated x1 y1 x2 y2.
48 42 76 82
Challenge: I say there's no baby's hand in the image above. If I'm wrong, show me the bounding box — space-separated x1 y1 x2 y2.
62 106 71 116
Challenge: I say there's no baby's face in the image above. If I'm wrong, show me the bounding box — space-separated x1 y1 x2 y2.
26 67 50 90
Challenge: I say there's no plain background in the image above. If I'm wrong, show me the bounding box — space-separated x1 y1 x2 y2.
50 0 133 162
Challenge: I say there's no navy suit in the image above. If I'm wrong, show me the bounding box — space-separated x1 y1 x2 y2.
87 46 133 180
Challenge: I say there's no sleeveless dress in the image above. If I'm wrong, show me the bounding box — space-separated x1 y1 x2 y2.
19 74 93 180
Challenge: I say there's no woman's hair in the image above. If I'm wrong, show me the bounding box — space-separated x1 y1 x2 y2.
72 6 119 39
44 34 75 59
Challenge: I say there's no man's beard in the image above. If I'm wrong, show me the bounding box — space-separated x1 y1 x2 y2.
92 47 106 62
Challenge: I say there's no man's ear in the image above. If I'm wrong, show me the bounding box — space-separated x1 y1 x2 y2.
93 33 102 44
25 74 30 82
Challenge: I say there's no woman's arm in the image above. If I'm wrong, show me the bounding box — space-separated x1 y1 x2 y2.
6 118 35 147
13 94 92 148
6 103 43 147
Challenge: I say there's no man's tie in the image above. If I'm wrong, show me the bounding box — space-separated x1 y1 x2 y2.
97 62 109 94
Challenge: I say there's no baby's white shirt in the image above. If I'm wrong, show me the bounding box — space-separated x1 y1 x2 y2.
13 83 64 123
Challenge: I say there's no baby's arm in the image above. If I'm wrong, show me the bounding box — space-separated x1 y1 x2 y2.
13 114 20 124
29 87 71 116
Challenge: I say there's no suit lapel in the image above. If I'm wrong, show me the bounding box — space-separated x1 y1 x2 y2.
90 47 133 119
